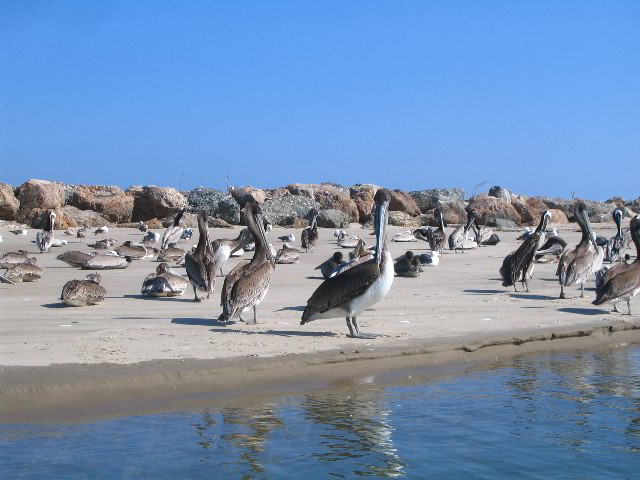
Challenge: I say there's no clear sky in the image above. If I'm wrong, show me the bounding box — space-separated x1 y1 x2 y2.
1 1 638 200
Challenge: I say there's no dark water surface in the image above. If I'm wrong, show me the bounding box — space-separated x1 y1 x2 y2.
2 346 639 479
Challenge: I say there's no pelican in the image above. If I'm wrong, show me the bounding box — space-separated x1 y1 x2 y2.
500 210 552 292
210 228 254 276
333 229 347 239
605 208 625 263
315 252 347 279
114 241 150 259
36 211 56 253
181 228 194 242
161 208 186 250
448 210 475 253
141 263 189 297
278 233 295 242
301 189 393 338
392 230 418 242
595 254 632 293
61 274 106 306
138 221 149 232
394 251 422 277
416 207 447 253
94 226 109 234
348 239 371 262
338 235 360 249
50 238 68 247
56 251 94 267
219 203 275 324
301 208 319 252
77 230 86 239
156 244 186 262
275 243 301 264
593 216 640 314
418 251 440 266
557 202 604 299
184 212 215 301
82 254 132 270
64 229 76 236
0 250 31 269
10 229 28 236
534 236 567 263
88 238 116 250
1 259 42 284
472 218 493 246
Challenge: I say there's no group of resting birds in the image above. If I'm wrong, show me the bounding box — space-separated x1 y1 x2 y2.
499 203 639 314
1 190 639 337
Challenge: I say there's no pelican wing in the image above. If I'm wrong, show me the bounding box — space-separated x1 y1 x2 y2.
303 259 380 317
594 266 640 305
227 260 273 314
184 252 208 290
62 280 106 304
508 233 541 285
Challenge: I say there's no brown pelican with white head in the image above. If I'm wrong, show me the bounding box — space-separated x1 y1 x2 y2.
448 209 475 253
219 203 276 324
301 208 319 252
593 215 640 314
36 211 56 253
606 208 625 263
301 189 394 338
557 202 604 299
184 212 214 301
500 210 552 292
61 274 106 306
161 208 186 250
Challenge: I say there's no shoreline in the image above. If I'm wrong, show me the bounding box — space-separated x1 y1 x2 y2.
2 323 639 423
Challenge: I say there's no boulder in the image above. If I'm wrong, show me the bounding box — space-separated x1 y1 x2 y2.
538 197 611 222
316 209 351 229
261 195 321 227
228 186 266 207
71 185 134 223
388 211 420 227
207 217 234 229
17 179 65 211
525 196 549 213
0 183 19 220
389 189 420 216
349 184 381 223
511 196 537 225
17 206 111 229
487 218 518 229
488 186 512 203
439 202 468 225
287 183 358 222
606 196 625 206
409 188 465 213
187 188 240 225
467 194 521 225
549 209 569 224
127 186 187 222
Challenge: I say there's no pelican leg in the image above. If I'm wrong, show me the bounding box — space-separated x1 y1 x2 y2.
352 317 361 337
346 317 359 338
613 303 620 313
628 299 632 315
523 278 529 292
560 285 566 299
219 268 224 277
247 305 258 324
193 287 201 302
580 283 585 298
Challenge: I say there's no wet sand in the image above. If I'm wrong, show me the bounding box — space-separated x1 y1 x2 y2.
1 221 639 422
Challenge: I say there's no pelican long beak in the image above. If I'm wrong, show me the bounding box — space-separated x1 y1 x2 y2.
257 213 275 268
374 201 387 265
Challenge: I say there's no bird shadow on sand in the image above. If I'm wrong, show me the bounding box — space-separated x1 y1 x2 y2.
275 305 306 312
305 275 325 280
41 302 65 308
121 294 196 303
510 294 556 301
558 307 607 316
463 289 505 295
171 318 339 337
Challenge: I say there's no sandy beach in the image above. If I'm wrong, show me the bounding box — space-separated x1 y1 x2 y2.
1 222 639 422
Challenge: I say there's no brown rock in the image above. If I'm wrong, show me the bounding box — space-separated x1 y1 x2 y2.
549 209 569 224
228 186 266 206
0 183 19 220
288 183 359 222
525 196 548 212
439 202 467 225
72 186 134 223
17 206 111 229
389 189 420 217
467 194 521 225
17 179 65 210
350 184 380 223
511 196 537 225
388 211 420 227
127 186 187 221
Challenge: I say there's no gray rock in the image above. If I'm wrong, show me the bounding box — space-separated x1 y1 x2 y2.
488 186 512 203
316 209 351 229
187 188 240 224
261 195 321 227
388 211 420 227
539 197 612 222
409 188 465 213
487 218 518 229
0 183 19 220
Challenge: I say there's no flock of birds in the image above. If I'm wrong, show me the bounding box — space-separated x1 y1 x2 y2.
1 189 639 337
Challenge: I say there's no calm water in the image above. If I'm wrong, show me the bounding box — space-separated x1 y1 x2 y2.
2 347 639 479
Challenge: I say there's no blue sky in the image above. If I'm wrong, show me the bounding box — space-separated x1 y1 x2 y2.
1 1 638 200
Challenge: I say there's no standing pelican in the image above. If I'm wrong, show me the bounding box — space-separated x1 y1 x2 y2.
430 208 447 253
301 208 319 252
593 216 640 314
472 218 493 246
61 274 106 306
184 212 214 301
500 210 552 292
36 211 56 253
161 208 186 250
301 189 394 338
557 202 604 299
219 203 275 324
448 209 475 253
606 208 625 263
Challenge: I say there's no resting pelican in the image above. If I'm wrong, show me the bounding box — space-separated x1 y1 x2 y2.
557 202 604 299
161 208 186 250
418 251 440 266
141 263 189 297
448 209 475 253
0 250 31 269
184 212 214 301
500 210 552 292
278 233 295 242
56 251 94 267
394 251 422 277
593 216 640 314
301 208 319 252
219 203 275 324
94 226 109 234
61 274 106 307
156 244 185 262
338 235 360 249
1 259 42 284
315 252 346 279
82 254 132 270
10 229 28 236
36 211 56 253
606 208 625 263
114 241 150 259
275 244 301 264
301 189 393 338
